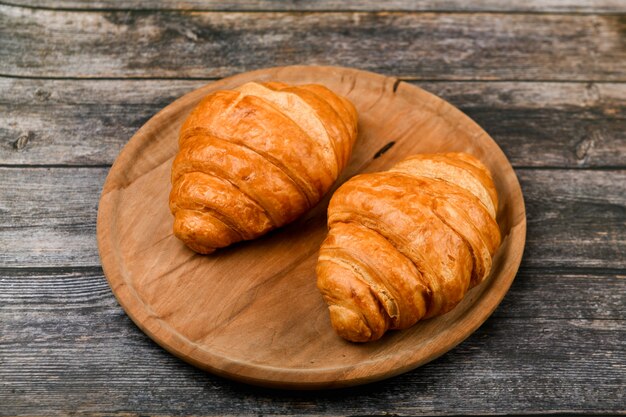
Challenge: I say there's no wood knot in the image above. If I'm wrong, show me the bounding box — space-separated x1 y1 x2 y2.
575 131 599 163
13 132 32 151
182 29 199 42
583 82 600 106
35 89 51 101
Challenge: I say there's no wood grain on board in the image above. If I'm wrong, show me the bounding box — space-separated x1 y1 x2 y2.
1 5 625 80
2 78 625 167
94 66 525 388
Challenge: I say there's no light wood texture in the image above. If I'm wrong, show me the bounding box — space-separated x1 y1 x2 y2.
5 0 626 12
3 78 625 168
2 5 625 80
96 65 526 388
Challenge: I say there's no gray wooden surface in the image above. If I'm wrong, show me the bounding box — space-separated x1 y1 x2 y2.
1 1 625 415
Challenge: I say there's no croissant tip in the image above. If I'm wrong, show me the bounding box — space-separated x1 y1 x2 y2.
328 305 379 343
182 240 216 255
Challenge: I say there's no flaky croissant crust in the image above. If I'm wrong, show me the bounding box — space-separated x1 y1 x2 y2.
170 81 358 254
316 153 501 342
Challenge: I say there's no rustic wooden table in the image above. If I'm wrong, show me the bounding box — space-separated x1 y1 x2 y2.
1 1 624 415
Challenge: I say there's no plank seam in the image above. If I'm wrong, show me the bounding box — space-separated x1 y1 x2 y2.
0 1 624 15
1 165 625 171
0 266 104 274
2 74 626 83
1 266 623 276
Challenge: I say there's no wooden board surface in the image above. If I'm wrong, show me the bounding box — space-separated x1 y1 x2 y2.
2 5 625 80
96 65 526 388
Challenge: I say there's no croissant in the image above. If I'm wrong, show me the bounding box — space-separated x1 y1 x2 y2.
316 153 501 342
170 81 358 254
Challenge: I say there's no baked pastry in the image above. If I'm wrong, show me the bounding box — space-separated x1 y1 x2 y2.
170 81 358 254
316 153 501 342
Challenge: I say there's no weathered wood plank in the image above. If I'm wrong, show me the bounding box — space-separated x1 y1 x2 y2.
0 78 190 166
430 81 626 168
0 168 103 267
4 0 626 13
0 168 624 268
519 169 626 270
2 78 625 167
0 267 623 415
1 6 624 80
495 268 625 320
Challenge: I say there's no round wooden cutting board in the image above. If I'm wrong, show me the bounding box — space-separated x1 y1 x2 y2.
97 65 526 389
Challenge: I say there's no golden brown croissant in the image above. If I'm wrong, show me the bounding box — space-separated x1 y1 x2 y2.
170 81 358 254
316 153 501 342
